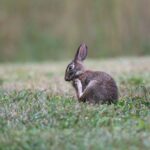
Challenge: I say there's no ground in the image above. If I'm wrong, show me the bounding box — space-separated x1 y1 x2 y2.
0 57 150 150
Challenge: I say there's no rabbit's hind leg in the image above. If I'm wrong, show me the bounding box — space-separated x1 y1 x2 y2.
79 80 97 103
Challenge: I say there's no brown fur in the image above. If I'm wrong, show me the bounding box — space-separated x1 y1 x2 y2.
75 71 118 104
65 43 118 104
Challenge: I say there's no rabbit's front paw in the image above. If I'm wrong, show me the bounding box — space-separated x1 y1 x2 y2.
74 79 83 97
74 79 81 87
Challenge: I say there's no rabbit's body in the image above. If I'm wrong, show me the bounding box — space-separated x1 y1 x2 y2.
73 70 118 104
65 43 118 104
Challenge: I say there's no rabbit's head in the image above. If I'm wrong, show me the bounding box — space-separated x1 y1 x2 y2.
65 43 88 81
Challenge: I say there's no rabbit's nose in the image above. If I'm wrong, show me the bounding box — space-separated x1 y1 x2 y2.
65 76 69 81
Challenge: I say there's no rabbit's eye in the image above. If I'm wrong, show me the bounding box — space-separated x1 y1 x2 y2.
69 66 73 70
68 64 74 71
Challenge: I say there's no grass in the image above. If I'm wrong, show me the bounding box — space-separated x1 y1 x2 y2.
0 57 150 150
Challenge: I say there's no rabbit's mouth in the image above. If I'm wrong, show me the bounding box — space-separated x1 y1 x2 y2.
65 76 71 81
65 72 75 81
65 70 84 81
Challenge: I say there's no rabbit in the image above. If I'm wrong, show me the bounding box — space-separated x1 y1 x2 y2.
65 43 118 104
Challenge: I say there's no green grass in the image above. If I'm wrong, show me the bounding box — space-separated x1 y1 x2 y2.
0 57 150 150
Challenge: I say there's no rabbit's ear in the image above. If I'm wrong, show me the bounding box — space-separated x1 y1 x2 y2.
74 43 88 62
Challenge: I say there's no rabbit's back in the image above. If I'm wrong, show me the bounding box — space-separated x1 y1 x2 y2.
78 71 118 104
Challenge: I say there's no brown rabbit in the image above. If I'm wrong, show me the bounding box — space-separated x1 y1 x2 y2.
65 43 118 104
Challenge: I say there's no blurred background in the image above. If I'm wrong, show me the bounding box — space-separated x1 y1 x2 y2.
0 0 150 62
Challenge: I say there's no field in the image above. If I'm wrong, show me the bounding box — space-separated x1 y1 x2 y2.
0 57 150 150
1 0 150 61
